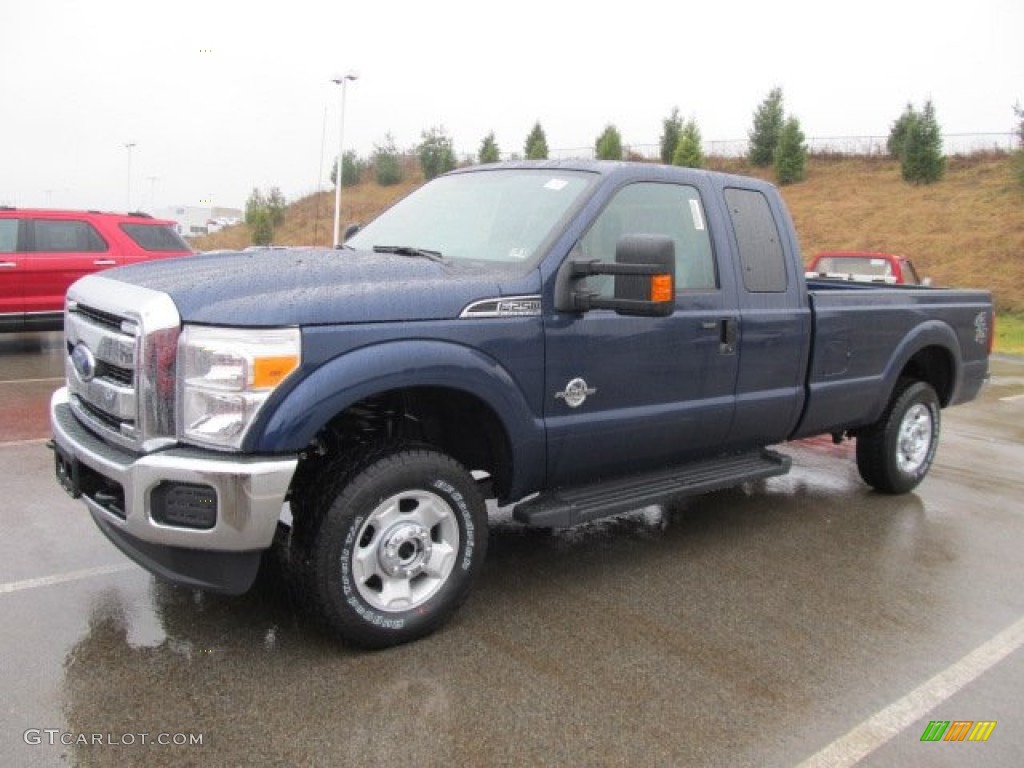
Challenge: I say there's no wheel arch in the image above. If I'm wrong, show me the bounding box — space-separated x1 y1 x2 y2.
875 320 962 416
898 344 956 406
251 340 546 502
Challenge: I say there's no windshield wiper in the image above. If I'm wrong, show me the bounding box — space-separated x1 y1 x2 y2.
372 245 446 263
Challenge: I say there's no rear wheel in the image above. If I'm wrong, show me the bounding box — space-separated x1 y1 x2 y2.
293 445 487 648
856 380 941 494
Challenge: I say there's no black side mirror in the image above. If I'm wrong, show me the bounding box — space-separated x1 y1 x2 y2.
556 234 676 317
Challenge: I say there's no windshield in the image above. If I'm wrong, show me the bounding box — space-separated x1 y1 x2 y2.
347 169 595 265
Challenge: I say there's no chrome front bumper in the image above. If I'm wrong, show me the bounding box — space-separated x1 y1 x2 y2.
50 387 297 593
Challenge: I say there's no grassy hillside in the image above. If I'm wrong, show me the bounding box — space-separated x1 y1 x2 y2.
777 154 1023 314
195 154 1024 318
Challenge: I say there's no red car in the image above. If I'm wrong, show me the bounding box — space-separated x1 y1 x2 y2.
0 208 192 332
805 250 925 285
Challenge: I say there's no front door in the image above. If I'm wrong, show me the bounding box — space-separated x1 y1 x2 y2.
543 181 739 488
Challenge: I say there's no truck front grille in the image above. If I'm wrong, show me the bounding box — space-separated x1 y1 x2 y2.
65 302 140 448
63 275 181 453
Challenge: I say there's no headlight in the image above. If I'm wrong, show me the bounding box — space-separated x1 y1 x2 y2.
179 325 301 450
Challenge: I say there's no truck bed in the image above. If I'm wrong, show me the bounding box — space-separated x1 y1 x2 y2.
794 280 992 439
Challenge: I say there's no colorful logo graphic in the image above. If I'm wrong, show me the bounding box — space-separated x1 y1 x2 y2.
920 720 997 742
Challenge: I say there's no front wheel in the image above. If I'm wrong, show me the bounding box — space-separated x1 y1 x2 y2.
299 446 488 649
856 380 941 494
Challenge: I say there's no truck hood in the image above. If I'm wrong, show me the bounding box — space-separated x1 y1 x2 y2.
103 248 517 326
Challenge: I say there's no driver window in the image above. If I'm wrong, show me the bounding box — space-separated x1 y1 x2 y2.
577 182 717 295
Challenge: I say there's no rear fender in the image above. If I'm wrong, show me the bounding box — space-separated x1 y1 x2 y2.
869 320 960 418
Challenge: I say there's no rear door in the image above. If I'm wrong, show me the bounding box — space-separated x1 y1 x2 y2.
720 186 810 448
24 217 119 316
543 180 740 487
0 217 26 325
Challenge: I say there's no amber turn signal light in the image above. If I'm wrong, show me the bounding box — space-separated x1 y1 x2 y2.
649 274 674 303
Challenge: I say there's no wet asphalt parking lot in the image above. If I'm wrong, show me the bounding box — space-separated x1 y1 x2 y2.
1 331 1022 767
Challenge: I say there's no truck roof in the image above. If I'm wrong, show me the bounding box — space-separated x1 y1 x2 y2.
448 159 777 191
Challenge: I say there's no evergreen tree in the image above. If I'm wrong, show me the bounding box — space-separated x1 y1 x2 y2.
901 100 945 184
478 132 500 163
418 126 457 180
660 107 683 164
249 210 273 246
266 187 286 226
774 117 807 185
330 150 364 186
524 122 549 160
245 187 283 245
595 124 623 160
671 119 704 168
244 187 266 227
373 133 404 186
748 87 785 166
886 103 917 159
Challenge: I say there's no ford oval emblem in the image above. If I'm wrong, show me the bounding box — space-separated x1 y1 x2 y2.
71 343 97 383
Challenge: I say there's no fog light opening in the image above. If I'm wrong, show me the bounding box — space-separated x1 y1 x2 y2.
151 482 217 530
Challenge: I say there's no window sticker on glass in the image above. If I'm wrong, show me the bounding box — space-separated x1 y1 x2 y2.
870 258 885 266
544 179 569 191
509 247 528 260
689 199 706 231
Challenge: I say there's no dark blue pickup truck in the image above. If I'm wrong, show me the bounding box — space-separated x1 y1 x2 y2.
50 161 992 647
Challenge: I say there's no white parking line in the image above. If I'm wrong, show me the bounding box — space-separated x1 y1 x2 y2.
0 563 136 595
796 614 1024 768
0 437 51 448
0 377 64 385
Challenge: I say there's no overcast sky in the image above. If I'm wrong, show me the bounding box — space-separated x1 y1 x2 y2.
2 0 1021 213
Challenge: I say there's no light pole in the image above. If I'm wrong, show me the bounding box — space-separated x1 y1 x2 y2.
124 142 136 211
331 71 359 248
147 176 159 212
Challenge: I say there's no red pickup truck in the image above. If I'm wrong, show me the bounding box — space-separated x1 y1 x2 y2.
805 250 925 285
0 208 192 332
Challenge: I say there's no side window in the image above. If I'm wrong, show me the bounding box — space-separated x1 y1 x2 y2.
723 188 787 293
120 223 190 252
577 182 717 294
0 219 21 253
32 220 107 253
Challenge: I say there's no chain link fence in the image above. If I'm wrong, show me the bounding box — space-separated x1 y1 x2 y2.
546 133 1017 161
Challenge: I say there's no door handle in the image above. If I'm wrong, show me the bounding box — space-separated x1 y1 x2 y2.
93 259 117 266
0 261 17 268
720 318 738 355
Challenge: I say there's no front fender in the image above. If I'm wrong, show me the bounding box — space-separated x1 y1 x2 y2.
249 339 547 496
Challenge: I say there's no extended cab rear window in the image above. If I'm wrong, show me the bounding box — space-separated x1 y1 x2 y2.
120 223 190 252
724 187 788 293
